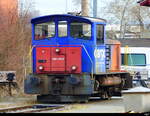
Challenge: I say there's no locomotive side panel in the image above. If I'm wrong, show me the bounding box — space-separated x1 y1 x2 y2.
108 44 121 72
110 44 121 72
94 45 106 73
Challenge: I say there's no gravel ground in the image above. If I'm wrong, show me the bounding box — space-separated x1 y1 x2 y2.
0 96 125 113
41 97 126 113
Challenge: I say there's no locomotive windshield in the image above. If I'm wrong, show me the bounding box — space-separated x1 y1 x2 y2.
35 22 55 40
70 22 91 40
58 21 68 37
34 20 91 40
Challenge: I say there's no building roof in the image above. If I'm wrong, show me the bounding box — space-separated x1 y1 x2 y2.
83 16 106 23
119 38 150 47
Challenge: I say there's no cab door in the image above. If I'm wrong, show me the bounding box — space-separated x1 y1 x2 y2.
96 24 104 45
94 24 106 73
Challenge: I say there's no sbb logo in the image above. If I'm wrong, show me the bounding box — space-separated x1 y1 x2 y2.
94 49 105 59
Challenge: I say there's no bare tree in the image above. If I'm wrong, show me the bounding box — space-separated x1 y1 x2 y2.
102 0 150 39
72 0 92 16
120 0 131 39
0 0 36 96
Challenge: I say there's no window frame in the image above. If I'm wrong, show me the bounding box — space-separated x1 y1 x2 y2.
70 21 92 40
96 24 104 44
58 21 68 38
121 53 146 66
34 21 56 40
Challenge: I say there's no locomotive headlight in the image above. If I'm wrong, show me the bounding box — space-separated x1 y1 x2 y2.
71 65 77 71
39 65 44 71
55 48 60 53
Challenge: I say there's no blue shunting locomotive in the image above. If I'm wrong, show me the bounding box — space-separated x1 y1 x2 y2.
24 14 132 103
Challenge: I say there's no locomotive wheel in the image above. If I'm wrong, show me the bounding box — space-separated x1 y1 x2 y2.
101 91 111 100
101 91 108 100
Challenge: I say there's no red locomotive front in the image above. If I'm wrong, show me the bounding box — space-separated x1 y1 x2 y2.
36 46 82 74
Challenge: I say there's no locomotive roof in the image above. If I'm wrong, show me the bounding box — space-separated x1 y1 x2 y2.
31 14 107 24
82 16 107 23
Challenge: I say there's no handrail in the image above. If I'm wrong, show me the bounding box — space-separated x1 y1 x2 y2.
81 45 94 80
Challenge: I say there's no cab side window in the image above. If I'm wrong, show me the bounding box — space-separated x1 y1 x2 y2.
96 24 104 44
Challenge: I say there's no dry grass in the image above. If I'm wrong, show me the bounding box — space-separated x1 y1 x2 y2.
0 95 37 108
0 0 34 98
0 83 33 98
0 86 37 109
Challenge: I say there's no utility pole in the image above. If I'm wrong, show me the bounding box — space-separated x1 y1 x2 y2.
93 0 97 17
81 0 89 16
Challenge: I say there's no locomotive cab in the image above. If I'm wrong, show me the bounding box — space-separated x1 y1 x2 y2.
24 14 132 103
31 15 110 75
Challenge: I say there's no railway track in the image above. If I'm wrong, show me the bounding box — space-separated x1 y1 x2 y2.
0 97 123 113
0 104 65 113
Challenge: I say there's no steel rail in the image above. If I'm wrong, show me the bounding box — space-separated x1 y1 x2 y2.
0 105 33 113
18 106 64 113
0 105 65 113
